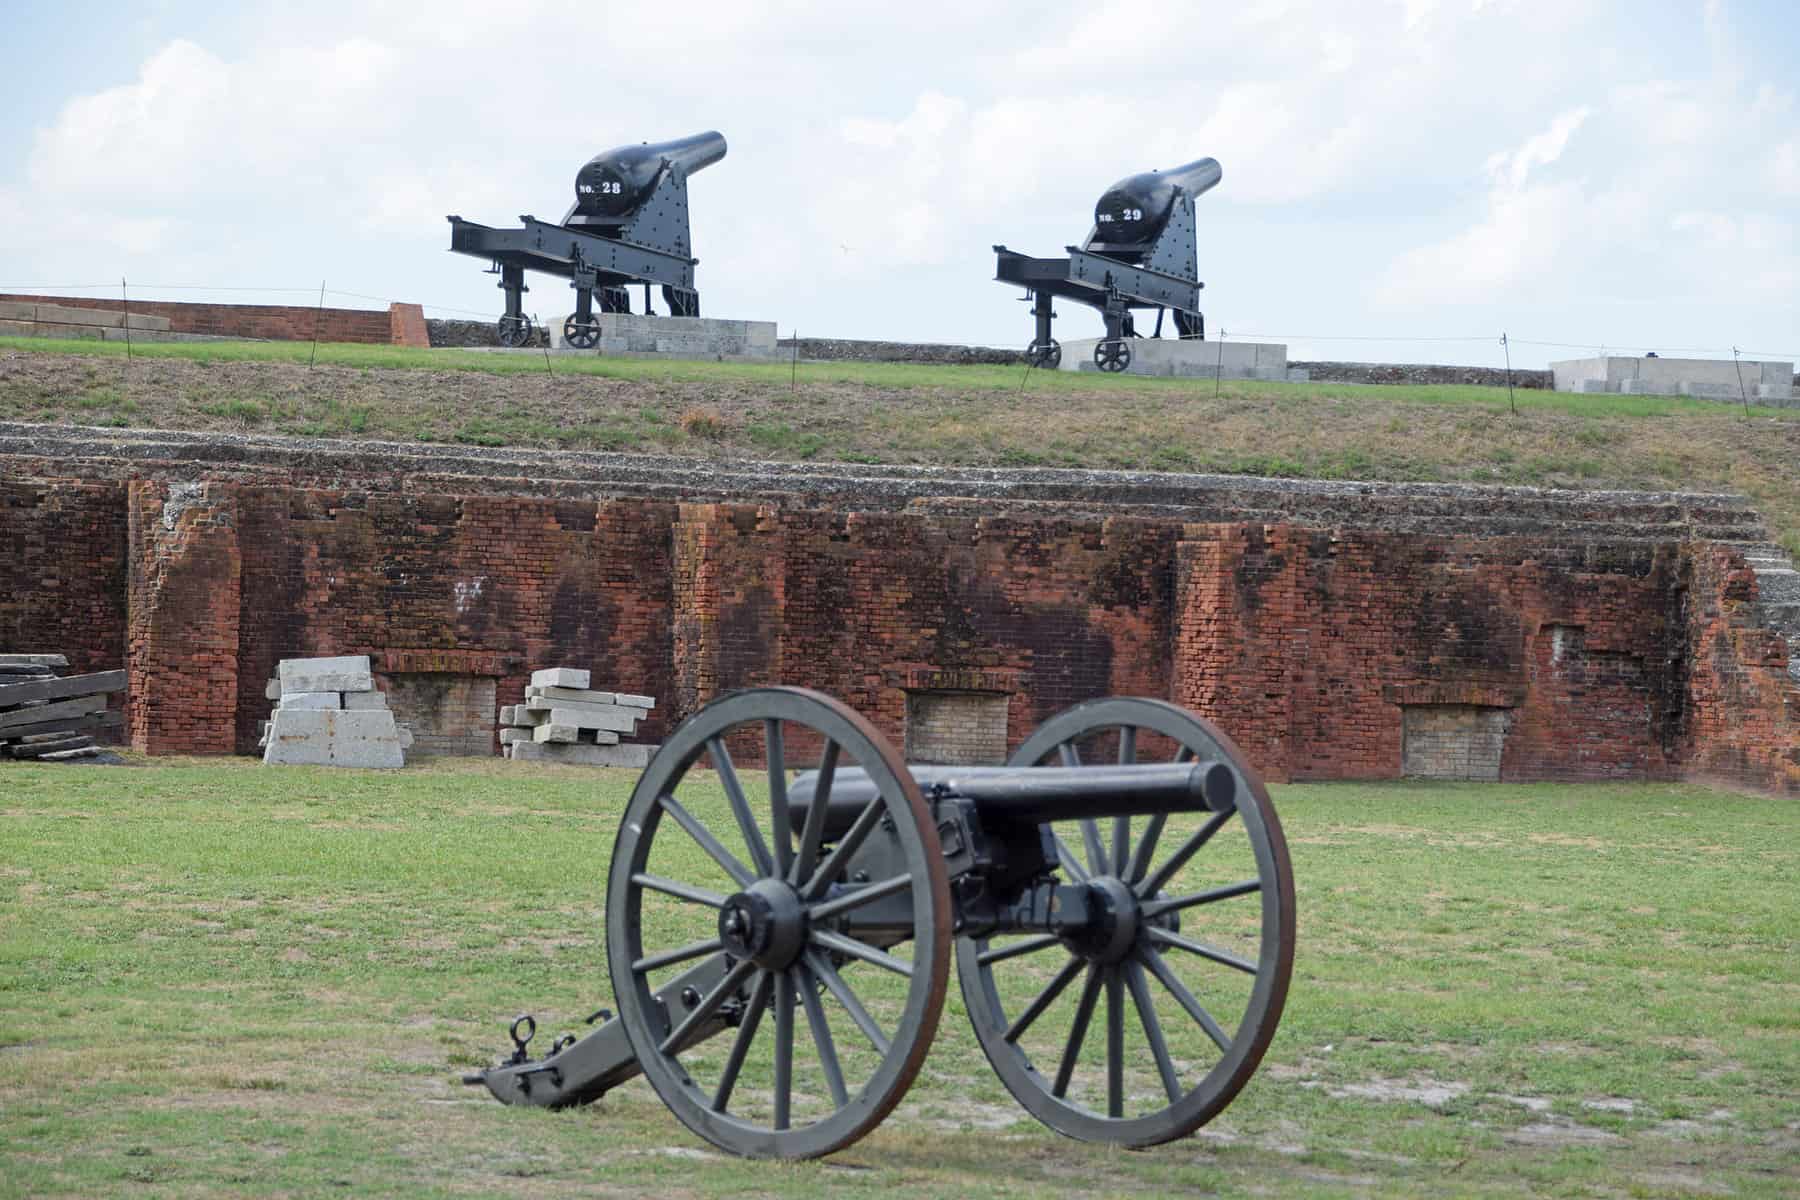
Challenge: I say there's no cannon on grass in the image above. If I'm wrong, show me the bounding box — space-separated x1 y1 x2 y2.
447 132 726 348
995 157 1221 373
467 687 1293 1159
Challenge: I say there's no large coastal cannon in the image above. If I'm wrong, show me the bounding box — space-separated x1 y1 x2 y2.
466 687 1294 1160
995 157 1222 372
447 131 728 348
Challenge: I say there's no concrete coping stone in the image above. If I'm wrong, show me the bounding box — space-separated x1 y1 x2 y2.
526 685 617 705
280 655 374 695
278 691 342 710
615 693 655 709
0 654 70 667
531 667 590 689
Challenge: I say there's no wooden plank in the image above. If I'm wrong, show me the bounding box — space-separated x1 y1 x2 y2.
0 710 122 742
0 670 127 707
0 696 108 732
6 736 94 759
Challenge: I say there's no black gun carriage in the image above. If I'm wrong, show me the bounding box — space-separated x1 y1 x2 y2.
995 157 1221 373
468 687 1294 1159
446 132 726 348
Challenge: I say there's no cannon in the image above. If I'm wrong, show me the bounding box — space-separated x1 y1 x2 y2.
446 132 727 348
994 157 1221 373
466 687 1293 1159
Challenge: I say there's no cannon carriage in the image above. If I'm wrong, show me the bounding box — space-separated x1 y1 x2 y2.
468 687 1293 1159
446 132 726 348
995 157 1221 373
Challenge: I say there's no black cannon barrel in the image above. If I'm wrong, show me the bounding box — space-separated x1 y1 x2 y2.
573 131 728 220
1092 156 1222 245
788 761 1236 840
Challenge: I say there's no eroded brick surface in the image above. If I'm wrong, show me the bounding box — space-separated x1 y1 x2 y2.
3 476 1793 793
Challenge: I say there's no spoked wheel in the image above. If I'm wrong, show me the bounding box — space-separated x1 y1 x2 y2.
1094 338 1131 372
497 314 535 347
607 687 953 1159
956 697 1294 1147
563 317 601 350
1025 339 1062 369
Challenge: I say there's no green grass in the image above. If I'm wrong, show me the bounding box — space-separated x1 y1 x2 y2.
4 333 1796 419
1 759 1794 1197
4 335 1799 556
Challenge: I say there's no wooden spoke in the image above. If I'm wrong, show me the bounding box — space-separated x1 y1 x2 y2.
710 736 774 879
811 928 912 977
789 739 838 887
632 936 722 975
659 956 757 1055
631 872 726 910
658 792 755 889
766 720 792 877
1004 954 1085 1044
711 969 772 1113
807 873 912 922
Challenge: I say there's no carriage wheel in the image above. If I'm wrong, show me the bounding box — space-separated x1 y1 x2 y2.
1094 339 1131 372
607 687 952 1159
1025 339 1062 369
497 314 535 347
956 697 1294 1147
563 317 601 350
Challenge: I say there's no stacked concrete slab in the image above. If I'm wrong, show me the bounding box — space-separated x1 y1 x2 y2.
500 667 657 767
1061 338 1290 381
0 654 126 761
547 313 779 360
1551 356 1796 406
260 655 411 768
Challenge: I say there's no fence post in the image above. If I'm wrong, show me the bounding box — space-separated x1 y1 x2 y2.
120 277 133 361
1501 332 1516 415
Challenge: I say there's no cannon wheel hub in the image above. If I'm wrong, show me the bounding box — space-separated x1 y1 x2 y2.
1067 876 1140 965
719 880 807 970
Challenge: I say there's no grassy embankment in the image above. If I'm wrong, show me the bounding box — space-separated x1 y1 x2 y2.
3 334 1797 554
1 758 1795 1198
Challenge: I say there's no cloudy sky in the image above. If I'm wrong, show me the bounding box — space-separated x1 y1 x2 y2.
1 0 1795 368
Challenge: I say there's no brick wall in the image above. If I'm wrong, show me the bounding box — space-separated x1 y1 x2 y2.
8 475 1795 792
0 294 429 347
386 673 496 756
1682 547 1800 794
0 479 128 673
905 690 1010 764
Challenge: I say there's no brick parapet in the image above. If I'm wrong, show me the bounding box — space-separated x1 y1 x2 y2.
0 294 403 344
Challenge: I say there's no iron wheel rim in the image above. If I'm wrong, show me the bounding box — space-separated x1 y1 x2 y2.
608 687 952 1159
955 697 1294 1147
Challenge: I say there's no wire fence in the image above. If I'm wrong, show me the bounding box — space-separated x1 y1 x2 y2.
3 280 1797 366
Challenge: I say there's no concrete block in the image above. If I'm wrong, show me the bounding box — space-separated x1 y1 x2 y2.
396 723 414 749
526 685 618 705
520 699 642 732
499 728 533 745
533 722 581 744
265 678 282 700
279 691 342 710
1286 368 1311 383
1621 380 1671 396
531 667 591 689
0 669 126 706
615 693 656 709
280 655 374 695
261 708 404 769
261 710 334 765
341 690 388 710
1580 379 1614 393
0 654 69 667
508 741 658 768
1679 381 1736 399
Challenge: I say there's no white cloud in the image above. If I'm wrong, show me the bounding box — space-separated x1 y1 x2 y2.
1 0 1794 360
